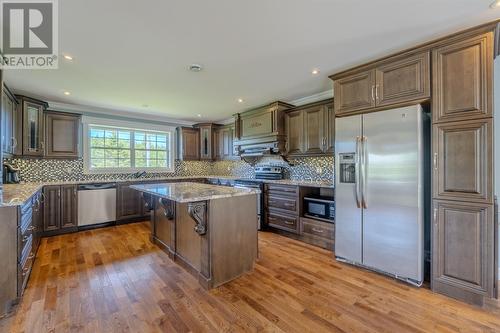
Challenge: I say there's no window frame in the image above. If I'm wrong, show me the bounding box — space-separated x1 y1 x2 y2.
82 117 176 174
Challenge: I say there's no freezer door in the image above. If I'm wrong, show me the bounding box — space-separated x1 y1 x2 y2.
335 115 363 262
362 105 424 282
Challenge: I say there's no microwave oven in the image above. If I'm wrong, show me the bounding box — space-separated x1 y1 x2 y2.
304 196 335 222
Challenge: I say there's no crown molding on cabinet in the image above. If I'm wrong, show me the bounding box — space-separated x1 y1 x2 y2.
289 90 334 106
47 101 195 126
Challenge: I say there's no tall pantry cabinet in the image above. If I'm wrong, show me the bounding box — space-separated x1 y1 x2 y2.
431 28 496 306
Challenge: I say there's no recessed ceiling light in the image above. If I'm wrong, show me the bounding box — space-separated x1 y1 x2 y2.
63 54 73 61
63 91 71 95
490 0 500 8
197 114 202 117
189 64 203 72
312 69 320 75
237 98 244 103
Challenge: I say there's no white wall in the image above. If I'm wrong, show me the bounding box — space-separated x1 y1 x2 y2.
494 57 500 277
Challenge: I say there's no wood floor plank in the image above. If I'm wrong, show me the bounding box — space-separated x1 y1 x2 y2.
1 222 500 333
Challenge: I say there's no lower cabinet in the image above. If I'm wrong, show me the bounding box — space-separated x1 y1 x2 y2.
117 182 157 222
264 184 335 250
116 182 145 221
432 200 495 304
153 198 176 254
43 185 77 233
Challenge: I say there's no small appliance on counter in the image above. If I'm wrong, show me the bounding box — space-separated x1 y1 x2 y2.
304 196 335 223
3 162 20 184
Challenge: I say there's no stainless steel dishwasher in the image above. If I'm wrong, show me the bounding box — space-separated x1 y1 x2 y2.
77 183 117 226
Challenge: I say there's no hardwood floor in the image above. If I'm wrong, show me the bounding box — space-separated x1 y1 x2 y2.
1 221 500 333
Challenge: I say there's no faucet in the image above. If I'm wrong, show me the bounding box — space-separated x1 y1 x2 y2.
132 171 147 179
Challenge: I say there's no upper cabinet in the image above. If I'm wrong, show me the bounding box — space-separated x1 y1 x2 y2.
45 111 81 158
332 51 430 116
214 123 238 160
16 95 48 156
333 71 376 115
432 32 493 123
285 99 334 157
177 127 200 161
1 85 19 156
196 123 219 160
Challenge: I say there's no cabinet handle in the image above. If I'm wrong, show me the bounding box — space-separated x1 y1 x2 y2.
11 137 17 149
433 153 438 170
22 235 30 242
311 227 324 233
371 85 375 101
40 193 46 203
433 208 438 225
283 221 294 225
375 84 379 100
28 252 35 260
22 267 29 276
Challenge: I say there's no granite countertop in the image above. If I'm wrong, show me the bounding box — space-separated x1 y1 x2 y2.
0 175 332 207
130 182 260 203
0 183 44 207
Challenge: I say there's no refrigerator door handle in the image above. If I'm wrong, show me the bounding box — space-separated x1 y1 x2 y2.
355 136 362 208
361 136 368 209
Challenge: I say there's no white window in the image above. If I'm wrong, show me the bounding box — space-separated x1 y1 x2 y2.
83 117 176 173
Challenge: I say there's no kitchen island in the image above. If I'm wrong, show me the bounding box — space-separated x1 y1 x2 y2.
130 182 259 289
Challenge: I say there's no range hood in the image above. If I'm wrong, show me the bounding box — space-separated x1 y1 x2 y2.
234 101 294 164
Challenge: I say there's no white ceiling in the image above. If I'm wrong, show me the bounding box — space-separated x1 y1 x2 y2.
4 0 500 122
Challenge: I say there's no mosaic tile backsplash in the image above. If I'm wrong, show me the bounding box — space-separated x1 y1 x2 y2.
4 156 334 183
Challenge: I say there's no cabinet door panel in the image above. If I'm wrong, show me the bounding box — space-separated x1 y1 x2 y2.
285 110 304 155
116 183 142 220
376 51 430 106
433 119 492 203
22 101 45 156
432 32 492 122
303 106 324 155
180 128 200 160
60 185 77 228
45 112 80 158
334 70 375 115
43 186 60 231
154 198 175 250
324 103 335 154
432 200 494 298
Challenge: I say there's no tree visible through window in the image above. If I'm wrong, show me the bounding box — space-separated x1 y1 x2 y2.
88 125 172 171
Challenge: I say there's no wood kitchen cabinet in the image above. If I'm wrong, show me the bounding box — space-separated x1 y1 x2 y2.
116 182 144 221
285 99 334 156
177 127 200 160
432 32 492 123
332 51 430 116
1 85 19 157
15 95 48 157
285 109 304 155
215 123 237 160
433 119 492 203
333 70 376 115
43 184 78 233
432 200 495 303
195 123 220 160
153 197 176 255
45 111 81 158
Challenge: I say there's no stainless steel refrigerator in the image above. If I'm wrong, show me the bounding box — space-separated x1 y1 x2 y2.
334 105 428 286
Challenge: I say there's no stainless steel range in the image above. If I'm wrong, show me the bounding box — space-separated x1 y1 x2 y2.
234 166 284 230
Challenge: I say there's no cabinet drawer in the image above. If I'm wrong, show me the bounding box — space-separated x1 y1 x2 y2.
266 184 299 197
18 230 33 260
267 210 299 234
18 243 35 297
300 217 334 240
267 194 298 213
